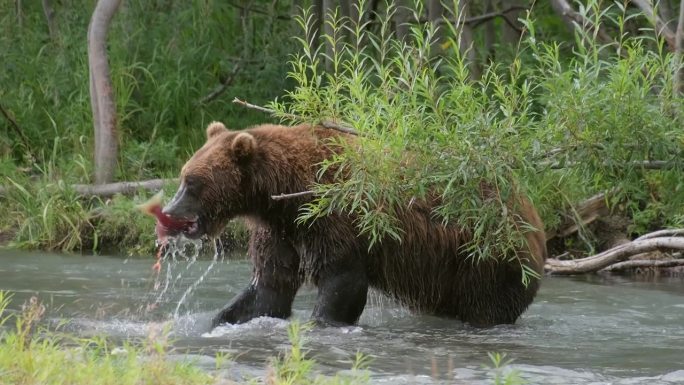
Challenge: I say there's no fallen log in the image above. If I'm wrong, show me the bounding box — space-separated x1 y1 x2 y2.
545 189 615 240
545 235 684 275
600 258 684 272
0 178 177 198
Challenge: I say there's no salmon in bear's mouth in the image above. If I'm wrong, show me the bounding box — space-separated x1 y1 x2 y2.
138 192 200 240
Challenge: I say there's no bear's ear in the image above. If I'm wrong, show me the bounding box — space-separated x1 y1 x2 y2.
206 121 227 139
231 132 256 159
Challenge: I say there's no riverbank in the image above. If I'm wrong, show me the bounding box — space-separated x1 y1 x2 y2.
0 179 249 256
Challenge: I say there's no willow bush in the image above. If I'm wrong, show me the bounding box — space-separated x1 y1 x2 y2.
270 0 683 281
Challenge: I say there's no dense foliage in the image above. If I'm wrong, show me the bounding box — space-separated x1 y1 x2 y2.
0 0 682 258
275 1 684 281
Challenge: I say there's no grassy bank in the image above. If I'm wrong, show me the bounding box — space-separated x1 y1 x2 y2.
0 177 249 255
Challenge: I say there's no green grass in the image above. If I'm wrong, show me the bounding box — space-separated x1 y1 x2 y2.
277 0 684 269
0 292 374 385
0 291 212 385
0 177 249 255
0 291 527 385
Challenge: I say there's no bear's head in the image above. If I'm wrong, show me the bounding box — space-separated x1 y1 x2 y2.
161 121 257 239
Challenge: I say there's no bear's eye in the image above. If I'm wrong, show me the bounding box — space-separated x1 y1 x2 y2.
183 175 203 195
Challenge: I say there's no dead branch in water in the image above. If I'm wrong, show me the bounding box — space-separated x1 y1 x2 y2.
232 97 359 136
545 234 684 275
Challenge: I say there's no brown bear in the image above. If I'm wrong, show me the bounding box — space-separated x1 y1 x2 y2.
162 121 548 327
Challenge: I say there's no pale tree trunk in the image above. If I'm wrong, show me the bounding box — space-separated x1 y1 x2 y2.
394 0 412 43
428 0 444 56
322 0 335 72
312 0 323 60
453 1 480 80
659 0 677 30
631 0 676 50
501 0 523 44
88 0 121 184
674 0 684 94
42 0 58 42
483 0 496 60
15 0 22 28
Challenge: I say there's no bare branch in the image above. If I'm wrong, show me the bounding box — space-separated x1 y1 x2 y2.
544 159 682 170
226 0 292 20
632 0 677 50
467 6 527 31
232 98 359 136
545 237 684 275
674 0 684 93
0 102 31 153
199 64 242 104
636 228 684 240
41 0 58 42
549 0 614 44
271 190 315 201
600 258 684 272
0 179 177 198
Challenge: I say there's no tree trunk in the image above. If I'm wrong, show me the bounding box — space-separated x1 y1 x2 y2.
501 0 523 44
42 0 58 42
483 0 496 61
457 1 480 80
88 0 121 184
428 0 444 56
394 0 412 43
322 0 336 72
631 0 676 50
674 0 684 94
15 0 22 28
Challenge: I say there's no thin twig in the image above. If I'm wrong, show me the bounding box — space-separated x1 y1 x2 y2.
544 159 681 170
0 102 31 151
232 98 359 136
271 190 315 201
199 63 242 104
468 6 527 32
227 1 291 20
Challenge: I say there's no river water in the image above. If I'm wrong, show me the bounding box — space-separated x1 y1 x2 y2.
0 249 683 384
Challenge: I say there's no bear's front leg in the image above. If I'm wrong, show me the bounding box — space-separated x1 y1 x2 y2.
312 262 368 326
211 280 297 326
212 227 300 327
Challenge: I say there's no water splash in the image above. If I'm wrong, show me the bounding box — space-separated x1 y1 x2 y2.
145 236 214 315
173 238 223 318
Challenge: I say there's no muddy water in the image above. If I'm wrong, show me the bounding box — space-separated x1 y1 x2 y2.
0 249 683 384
